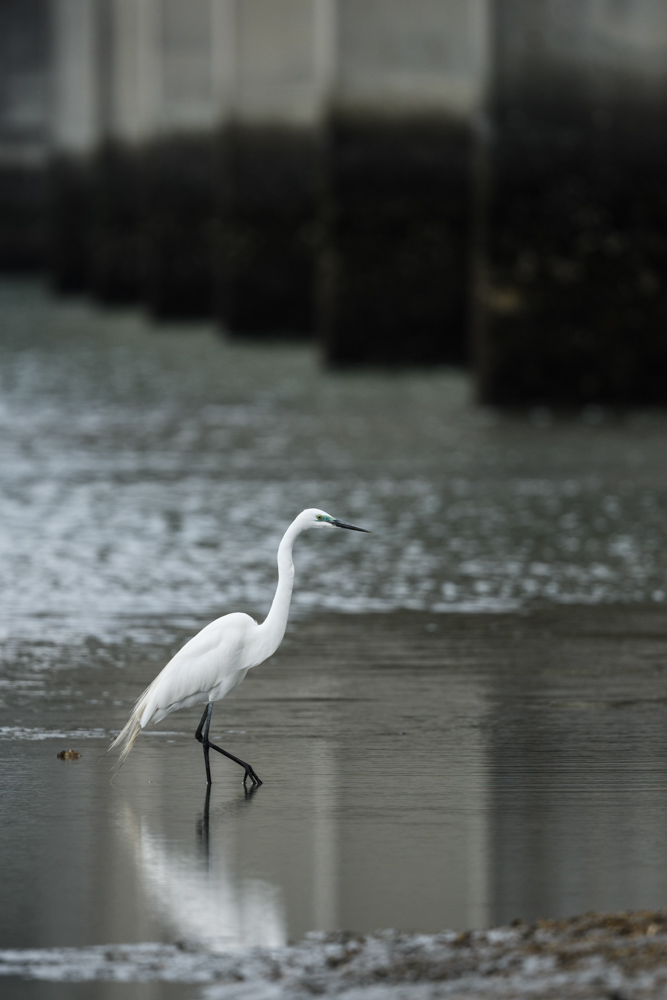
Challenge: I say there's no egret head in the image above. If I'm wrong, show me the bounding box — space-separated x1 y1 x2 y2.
299 508 371 532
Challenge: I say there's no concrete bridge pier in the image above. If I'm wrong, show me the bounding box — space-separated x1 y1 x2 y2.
218 0 328 337
478 0 667 405
141 0 230 320
49 0 101 293
322 0 487 366
87 0 158 305
0 0 49 272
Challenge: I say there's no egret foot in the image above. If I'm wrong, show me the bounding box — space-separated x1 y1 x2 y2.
195 703 262 787
206 736 262 787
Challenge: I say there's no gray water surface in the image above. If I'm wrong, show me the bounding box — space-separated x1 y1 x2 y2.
2 282 667 994
1 280 667 632
3 607 667 951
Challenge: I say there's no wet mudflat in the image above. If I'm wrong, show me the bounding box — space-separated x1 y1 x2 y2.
2 281 667 996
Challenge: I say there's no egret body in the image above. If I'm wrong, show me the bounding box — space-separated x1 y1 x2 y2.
110 508 369 785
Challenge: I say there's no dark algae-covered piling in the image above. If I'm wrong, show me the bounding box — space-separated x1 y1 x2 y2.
214 0 326 339
89 140 143 305
48 154 91 294
48 0 101 296
144 132 216 320
479 0 667 405
0 164 46 273
0 0 49 273
322 115 472 366
320 1 484 367
217 125 319 337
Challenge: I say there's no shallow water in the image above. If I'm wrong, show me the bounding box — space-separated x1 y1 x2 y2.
2 280 667 634
2 282 667 995
3 606 667 997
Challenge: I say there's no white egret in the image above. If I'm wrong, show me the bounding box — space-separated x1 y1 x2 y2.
110 508 370 786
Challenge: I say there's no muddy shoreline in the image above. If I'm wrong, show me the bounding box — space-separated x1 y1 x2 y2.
2 910 667 998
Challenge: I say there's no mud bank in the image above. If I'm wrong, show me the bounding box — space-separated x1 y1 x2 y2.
2 910 666 998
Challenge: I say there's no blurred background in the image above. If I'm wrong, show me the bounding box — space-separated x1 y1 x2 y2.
1 0 666 399
3 1 667 989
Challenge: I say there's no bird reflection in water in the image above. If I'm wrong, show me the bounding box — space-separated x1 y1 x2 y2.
197 781 260 864
119 793 285 950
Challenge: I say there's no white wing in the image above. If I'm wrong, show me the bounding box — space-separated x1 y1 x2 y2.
140 612 258 726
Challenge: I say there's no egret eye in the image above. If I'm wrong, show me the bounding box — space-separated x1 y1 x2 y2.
316 515 323 520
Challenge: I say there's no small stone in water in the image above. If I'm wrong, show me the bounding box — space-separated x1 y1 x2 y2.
57 749 82 760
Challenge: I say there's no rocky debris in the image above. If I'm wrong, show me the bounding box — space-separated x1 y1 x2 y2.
2 911 667 998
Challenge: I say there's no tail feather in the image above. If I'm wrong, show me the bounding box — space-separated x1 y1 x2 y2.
109 686 154 769
109 714 142 768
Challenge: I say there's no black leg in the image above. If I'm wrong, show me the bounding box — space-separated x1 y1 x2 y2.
194 702 262 787
195 703 213 784
194 703 209 741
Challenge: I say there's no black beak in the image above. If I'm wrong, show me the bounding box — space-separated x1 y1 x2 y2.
333 519 371 533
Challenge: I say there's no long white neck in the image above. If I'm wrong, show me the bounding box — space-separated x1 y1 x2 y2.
257 518 301 656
